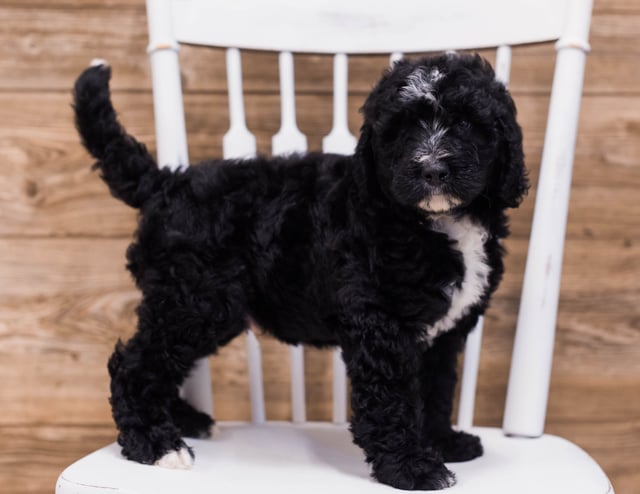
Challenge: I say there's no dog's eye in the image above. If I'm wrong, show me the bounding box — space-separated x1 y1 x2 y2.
459 120 472 130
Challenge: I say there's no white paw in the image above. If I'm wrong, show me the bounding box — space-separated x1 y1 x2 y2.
154 447 193 470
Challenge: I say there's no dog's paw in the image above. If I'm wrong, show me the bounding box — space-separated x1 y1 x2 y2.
209 423 221 438
373 454 456 491
154 447 194 470
170 399 215 439
438 430 483 463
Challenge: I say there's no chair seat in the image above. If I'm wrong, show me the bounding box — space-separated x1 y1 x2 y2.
56 423 613 493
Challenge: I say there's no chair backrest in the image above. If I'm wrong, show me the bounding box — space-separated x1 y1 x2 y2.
146 0 593 436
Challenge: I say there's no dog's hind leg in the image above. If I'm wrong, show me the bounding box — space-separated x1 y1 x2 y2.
108 285 248 467
108 332 192 467
170 397 216 439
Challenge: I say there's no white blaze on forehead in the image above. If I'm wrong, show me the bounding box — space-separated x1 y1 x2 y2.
400 67 444 103
427 120 447 148
415 119 450 164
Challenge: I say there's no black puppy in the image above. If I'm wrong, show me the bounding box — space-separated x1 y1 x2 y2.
73 53 527 490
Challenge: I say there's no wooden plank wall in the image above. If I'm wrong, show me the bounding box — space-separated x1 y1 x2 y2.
0 0 638 492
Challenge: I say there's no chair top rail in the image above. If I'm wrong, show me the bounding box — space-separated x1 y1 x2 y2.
169 0 569 54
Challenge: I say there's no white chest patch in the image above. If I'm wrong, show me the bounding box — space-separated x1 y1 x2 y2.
423 215 491 344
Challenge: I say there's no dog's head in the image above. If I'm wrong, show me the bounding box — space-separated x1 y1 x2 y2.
356 53 528 213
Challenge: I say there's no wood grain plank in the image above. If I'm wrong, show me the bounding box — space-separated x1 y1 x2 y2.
495 236 640 304
0 342 114 426
1 245 636 491
1 2 638 493
0 425 117 494
0 238 137 425
1 236 639 307
0 238 133 298
593 0 640 13
1 237 638 424
1 92 638 238
1 5 639 94
8 0 639 13
3 1 142 6
0 5 150 92
7 0 638 12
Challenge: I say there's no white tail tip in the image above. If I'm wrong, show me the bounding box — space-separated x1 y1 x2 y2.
90 58 109 68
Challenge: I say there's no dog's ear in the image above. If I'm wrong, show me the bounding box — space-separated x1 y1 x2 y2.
353 123 380 196
359 60 414 136
355 123 374 161
493 87 529 208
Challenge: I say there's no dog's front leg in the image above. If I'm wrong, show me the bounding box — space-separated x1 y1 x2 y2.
341 319 456 490
419 327 483 463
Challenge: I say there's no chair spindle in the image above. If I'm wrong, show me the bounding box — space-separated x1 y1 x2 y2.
223 47 257 159
322 53 357 155
272 51 308 156
246 329 267 423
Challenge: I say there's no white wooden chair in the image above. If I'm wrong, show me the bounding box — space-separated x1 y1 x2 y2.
57 0 614 492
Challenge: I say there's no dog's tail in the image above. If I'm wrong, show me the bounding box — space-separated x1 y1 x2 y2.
73 60 161 208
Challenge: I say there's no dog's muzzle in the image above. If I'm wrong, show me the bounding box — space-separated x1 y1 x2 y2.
422 160 450 188
418 194 462 213
416 159 461 213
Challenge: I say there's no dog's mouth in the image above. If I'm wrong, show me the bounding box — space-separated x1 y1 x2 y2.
418 194 462 214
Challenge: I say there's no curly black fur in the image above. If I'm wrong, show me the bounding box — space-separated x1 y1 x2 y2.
73 53 527 490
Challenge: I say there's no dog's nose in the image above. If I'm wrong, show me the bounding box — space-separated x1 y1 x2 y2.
423 161 450 186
